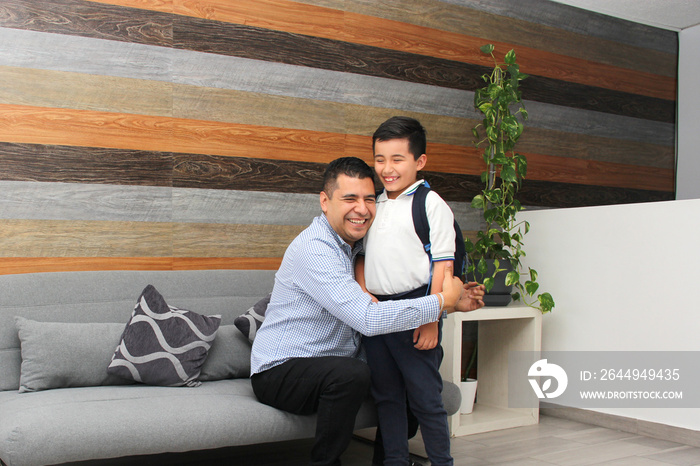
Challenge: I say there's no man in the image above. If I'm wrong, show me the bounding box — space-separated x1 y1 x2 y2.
250 157 485 466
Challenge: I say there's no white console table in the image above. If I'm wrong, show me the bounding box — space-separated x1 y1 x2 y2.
441 304 542 436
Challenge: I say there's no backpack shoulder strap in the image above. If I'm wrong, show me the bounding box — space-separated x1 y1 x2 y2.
411 181 431 255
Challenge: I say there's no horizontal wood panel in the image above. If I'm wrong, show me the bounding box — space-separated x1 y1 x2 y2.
0 108 674 191
86 0 676 101
0 66 173 116
0 257 283 275
0 219 302 257
0 180 174 222
297 0 678 71
518 179 673 208
1 0 676 111
0 104 344 163
0 142 173 186
171 14 675 118
0 0 172 46
0 30 675 143
0 180 322 226
0 67 673 169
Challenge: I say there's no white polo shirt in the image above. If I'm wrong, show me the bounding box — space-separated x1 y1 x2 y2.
364 180 456 296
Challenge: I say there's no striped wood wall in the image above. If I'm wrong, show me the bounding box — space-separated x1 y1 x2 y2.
0 0 677 275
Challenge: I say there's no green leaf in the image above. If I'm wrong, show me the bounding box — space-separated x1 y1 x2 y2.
524 280 539 295
500 165 517 183
477 258 488 275
538 293 555 313
530 268 538 281
480 44 495 54
504 49 516 64
512 291 521 302
483 277 494 293
505 270 519 286
471 195 485 210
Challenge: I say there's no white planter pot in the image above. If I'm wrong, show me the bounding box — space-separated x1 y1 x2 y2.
460 379 478 414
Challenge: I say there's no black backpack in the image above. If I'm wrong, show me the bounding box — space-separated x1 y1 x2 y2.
411 182 468 286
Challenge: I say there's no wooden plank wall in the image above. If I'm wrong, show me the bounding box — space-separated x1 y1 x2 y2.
0 0 677 275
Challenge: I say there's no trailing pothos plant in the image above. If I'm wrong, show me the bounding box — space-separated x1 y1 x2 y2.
465 44 554 313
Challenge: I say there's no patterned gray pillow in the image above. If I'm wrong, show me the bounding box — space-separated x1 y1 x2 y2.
234 293 271 342
107 285 221 387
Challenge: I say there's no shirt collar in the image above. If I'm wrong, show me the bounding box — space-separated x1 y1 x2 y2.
377 179 425 202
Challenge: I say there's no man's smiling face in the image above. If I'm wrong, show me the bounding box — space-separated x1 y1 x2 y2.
320 174 376 246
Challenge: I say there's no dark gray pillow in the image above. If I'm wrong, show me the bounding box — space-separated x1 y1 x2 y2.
234 293 271 342
15 317 131 393
199 325 251 380
107 285 221 387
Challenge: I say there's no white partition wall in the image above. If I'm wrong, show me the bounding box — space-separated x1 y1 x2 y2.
518 199 700 431
677 24 700 200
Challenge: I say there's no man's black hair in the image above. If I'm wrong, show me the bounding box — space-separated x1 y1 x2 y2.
322 157 375 197
372 116 427 160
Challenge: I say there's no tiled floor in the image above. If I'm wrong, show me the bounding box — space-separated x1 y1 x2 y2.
88 414 700 465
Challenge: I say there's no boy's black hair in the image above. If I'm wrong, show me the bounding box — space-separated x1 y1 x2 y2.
372 116 427 161
322 157 375 197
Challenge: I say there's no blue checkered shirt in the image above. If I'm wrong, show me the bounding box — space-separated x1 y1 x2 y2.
250 214 442 375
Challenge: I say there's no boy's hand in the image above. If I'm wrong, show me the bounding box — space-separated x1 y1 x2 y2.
413 321 439 350
455 282 486 312
441 263 464 311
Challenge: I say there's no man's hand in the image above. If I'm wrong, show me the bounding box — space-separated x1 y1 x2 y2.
440 263 464 310
454 282 486 312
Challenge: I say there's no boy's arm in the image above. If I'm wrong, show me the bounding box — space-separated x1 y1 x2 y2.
354 255 378 302
413 259 452 350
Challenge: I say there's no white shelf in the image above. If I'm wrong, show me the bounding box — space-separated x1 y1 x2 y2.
441 304 542 437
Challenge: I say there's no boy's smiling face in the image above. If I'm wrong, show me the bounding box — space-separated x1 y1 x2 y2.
373 138 427 199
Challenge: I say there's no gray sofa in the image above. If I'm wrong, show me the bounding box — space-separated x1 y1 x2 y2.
0 270 460 466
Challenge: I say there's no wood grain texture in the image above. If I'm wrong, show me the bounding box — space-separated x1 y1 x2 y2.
0 105 343 162
517 179 674 208
172 189 321 226
0 27 173 82
4 0 672 108
173 154 328 193
414 171 673 207
0 0 172 46
0 257 283 275
444 0 678 54
0 181 173 222
171 14 675 116
344 135 674 192
0 66 173 116
0 142 173 186
171 223 303 257
0 180 321 225
89 0 676 100
0 70 672 170
296 0 678 73
0 146 672 207
0 219 301 257
0 0 680 278
0 30 673 142
0 219 175 257
0 123 673 191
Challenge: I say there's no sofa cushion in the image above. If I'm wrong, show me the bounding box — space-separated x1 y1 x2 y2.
234 293 270 342
107 285 221 387
15 317 131 393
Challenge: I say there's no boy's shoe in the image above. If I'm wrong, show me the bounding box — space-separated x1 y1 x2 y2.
408 453 430 466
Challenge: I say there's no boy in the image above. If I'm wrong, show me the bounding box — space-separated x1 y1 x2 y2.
356 116 456 465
